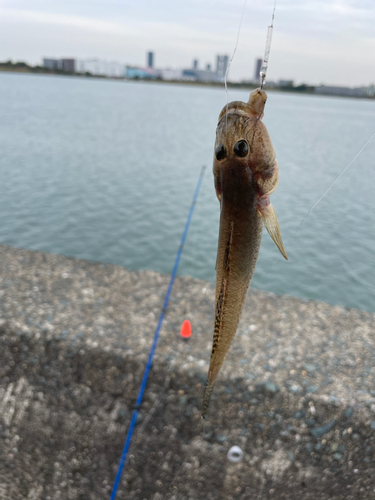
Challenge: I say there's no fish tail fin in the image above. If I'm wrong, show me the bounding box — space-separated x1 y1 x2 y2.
202 379 216 419
259 203 288 260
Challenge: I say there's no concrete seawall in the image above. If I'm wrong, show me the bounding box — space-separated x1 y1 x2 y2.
1 243 375 499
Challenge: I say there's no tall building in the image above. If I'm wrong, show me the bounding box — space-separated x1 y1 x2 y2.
193 59 198 70
43 58 60 70
61 59 75 73
147 52 154 68
254 58 262 83
216 55 229 81
42 58 75 72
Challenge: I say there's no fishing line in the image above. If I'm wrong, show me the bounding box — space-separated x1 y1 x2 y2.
260 0 277 89
224 0 278 120
298 129 375 228
109 166 206 500
265 128 375 273
241 3 375 291
224 0 248 133
222 0 279 191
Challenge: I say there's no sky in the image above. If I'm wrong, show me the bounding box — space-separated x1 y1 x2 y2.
1 0 374 87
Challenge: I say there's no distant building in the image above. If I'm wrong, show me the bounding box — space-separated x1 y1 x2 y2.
265 81 277 88
76 59 121 76
43 58 75 73
278 79 294 87
125 66 157 79
181 69 197 81
182 68 216 83
216 55 229 81
180 57 225 82
159 68 182 80
43 58 60 70
61 59 75 73
254 58 262 82
315 85 368 97
147 52 154 68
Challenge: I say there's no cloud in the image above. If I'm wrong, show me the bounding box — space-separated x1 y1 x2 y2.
1 8 133 35
0 1 374 86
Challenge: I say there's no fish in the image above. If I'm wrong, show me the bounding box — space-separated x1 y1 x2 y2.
202 88 288 418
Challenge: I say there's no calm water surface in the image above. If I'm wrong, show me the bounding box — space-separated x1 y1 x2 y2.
1 73 375 312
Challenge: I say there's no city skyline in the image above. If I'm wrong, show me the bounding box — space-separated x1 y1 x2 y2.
39 52 233 83
1 1 374 87
32 53 374 97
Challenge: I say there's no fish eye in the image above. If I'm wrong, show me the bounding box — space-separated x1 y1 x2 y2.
215 143 227 161
233 140 249 158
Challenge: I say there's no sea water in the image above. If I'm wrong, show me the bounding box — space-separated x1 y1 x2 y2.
1 72 374 311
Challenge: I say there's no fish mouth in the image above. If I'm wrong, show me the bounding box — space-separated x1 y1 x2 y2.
248 88 267 116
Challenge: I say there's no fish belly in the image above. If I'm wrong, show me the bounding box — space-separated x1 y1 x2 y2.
210 200 263 382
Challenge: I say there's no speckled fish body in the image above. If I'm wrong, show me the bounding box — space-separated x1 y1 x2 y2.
202 89 287 418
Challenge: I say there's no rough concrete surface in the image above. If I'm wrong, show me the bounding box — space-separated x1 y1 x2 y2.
1 243 375 500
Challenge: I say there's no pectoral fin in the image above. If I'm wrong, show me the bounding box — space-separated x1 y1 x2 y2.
260 204 288 260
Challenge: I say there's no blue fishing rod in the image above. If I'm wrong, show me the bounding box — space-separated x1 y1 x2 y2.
110 165 206 500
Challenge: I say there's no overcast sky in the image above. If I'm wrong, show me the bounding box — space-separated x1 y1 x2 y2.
1 0 374 86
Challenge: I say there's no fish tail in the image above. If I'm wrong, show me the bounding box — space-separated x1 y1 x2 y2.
202 379 216 419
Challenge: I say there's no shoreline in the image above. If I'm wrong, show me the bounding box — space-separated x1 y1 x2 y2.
1 67 374 100
1 243 375 499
